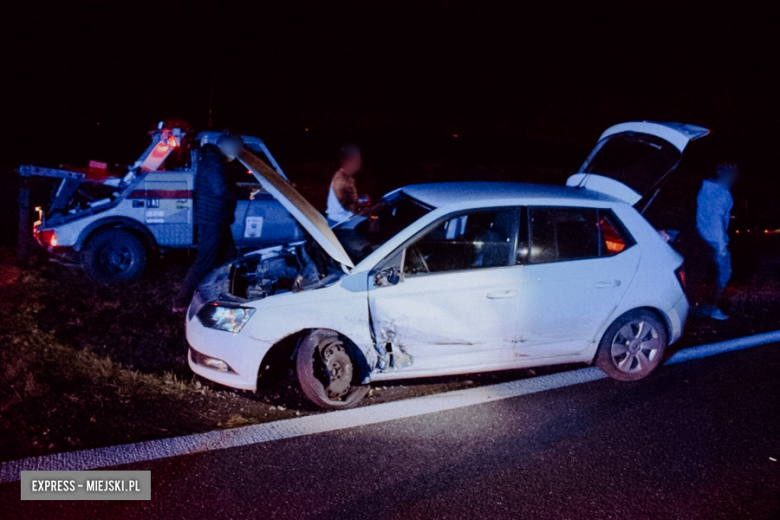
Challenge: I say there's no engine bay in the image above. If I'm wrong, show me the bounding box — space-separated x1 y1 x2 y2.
225 241 343 301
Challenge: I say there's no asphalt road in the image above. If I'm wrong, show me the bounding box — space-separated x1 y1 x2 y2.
4 344 779 519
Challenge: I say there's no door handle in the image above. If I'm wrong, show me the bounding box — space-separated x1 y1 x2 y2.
486 290 518 299
594 280 621 289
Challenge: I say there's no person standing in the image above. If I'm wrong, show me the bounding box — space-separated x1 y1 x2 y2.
326 144 364 225
695 162 738 320
173 131 243 311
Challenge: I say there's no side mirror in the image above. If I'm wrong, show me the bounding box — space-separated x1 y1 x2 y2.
374 266 401 287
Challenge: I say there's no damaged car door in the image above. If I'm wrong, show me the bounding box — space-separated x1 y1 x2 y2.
368 208 522 375
515 206 639 357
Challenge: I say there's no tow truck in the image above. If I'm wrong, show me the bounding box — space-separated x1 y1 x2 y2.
18 123 303 283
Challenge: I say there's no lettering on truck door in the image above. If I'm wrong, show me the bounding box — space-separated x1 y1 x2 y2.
140 177 193 246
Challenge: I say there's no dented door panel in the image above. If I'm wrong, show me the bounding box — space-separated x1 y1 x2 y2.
368 267 523 375
516 247 640 357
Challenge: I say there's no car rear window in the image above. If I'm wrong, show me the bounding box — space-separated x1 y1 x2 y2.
579 132 681 196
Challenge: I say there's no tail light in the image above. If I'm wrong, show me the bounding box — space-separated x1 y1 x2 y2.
675 266 686 291
40 229 58 248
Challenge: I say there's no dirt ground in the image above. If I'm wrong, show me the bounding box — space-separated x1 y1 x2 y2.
1 234 778 464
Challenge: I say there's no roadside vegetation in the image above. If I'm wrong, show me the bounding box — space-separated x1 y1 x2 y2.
0 248 301 462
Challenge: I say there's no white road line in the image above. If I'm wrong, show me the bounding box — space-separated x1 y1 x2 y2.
2 330 779 483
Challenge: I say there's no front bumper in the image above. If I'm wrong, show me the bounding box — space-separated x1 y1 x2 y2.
185 299 271 391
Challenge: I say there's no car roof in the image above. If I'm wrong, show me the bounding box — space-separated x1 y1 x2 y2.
399 181 623 208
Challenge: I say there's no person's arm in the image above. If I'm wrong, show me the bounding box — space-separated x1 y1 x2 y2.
722 195 733 244
712 193 731 254
334 174 359 213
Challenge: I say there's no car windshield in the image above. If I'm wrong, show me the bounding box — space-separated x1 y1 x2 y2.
333 191 432 263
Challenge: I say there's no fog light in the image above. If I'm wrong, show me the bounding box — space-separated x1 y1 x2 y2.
204 358 230 372
190 348 235 373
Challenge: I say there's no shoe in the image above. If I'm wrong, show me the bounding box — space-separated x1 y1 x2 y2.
709 308 729 321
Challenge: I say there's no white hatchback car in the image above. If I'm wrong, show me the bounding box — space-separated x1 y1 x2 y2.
186 121 708 409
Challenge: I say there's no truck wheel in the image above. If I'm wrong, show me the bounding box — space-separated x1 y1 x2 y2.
81 229 147 284
595 309 668 381
296 329 370 409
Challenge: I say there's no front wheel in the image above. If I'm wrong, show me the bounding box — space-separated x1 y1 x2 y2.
81 229 147 284
595 309 668 381
296 329 369 409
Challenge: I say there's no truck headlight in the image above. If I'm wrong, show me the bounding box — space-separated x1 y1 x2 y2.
197 303 255 333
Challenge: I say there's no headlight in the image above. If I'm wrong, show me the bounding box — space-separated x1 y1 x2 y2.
197 303 255 333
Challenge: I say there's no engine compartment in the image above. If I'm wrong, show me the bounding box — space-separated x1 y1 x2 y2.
219 241 344 302
60 180 122 216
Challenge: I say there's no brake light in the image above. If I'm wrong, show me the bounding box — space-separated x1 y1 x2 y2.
675 266 686 291
40 229 58 247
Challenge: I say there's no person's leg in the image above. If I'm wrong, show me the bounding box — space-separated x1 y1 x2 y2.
216 225 236 265
713 249 732 305
700 245 731 320
685 233 713 312
174 224 222 309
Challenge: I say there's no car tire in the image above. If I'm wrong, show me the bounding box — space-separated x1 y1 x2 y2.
595 309 668 381
81 229 147 284
296 329 370 409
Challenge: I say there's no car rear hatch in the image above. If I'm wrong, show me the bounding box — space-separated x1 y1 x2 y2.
566 121 709 211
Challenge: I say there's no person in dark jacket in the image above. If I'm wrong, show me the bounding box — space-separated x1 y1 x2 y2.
173 131 243 311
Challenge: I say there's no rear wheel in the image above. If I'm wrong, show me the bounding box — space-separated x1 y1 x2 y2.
81 229 147 284
595 309 667 381
296 329 369 409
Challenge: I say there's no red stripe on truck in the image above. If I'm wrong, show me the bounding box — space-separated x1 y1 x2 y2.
128 190 193 199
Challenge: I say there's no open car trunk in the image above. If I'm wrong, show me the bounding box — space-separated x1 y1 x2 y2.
566 121 709 211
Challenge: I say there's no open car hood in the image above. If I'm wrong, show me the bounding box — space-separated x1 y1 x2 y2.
238 149 355 268
566 121 710 206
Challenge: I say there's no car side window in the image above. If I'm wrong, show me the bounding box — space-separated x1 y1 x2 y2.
527 207 600 263
404 209 518 276
523 207 635 264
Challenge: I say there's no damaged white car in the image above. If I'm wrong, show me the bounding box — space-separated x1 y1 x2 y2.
186 121 708 409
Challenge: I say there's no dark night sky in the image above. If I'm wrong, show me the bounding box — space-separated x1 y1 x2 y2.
1 1 777 183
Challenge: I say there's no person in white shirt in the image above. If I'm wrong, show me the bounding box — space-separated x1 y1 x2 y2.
326 144 364 225
695 162 738 320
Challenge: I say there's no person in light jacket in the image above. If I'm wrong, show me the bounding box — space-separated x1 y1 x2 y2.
326 144 364 225
695 162 738 320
